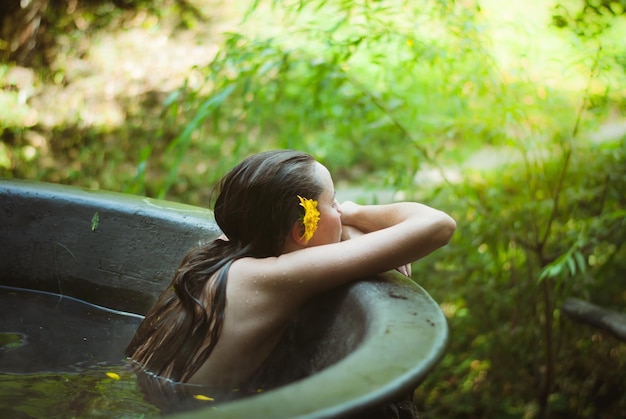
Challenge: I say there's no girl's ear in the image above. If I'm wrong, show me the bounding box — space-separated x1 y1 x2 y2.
290 220 309 247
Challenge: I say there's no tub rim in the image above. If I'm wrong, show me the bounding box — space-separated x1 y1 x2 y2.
0 179 448 418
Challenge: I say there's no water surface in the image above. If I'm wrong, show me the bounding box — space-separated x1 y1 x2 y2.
0 285 158 418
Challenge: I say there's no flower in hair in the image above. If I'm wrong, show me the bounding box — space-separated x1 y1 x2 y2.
297 195 320 242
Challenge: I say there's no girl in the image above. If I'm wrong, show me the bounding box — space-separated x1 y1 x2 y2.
126 149 455 390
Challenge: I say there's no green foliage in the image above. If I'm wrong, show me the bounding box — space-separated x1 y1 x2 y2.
414 134 626 417
0 1 208 197
553 0 626 37
154 0 506 198
0 0 203 65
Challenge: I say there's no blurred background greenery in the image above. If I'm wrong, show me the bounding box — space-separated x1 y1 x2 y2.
1 0 625 417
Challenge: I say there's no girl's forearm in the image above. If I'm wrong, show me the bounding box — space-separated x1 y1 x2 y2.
341 202 451 233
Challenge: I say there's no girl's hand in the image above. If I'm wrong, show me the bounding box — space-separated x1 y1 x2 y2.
340 224 363 242
341 203 413 277
339 201 360 227
395 263 412 277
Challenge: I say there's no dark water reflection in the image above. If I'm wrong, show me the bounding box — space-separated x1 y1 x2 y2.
0 286 142 373
0 286 243 417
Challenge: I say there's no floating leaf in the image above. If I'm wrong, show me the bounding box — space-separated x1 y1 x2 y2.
91 212 100 232
193 394 214 401
105 372 120 380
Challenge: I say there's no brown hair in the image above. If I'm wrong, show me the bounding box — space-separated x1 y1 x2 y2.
125 150 322 382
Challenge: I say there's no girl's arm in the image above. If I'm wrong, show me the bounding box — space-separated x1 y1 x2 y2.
340 201 452 237
231 201 455 311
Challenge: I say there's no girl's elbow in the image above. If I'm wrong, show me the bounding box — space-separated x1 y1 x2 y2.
437 213 456 246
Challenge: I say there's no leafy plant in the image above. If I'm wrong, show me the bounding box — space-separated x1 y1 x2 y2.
153 0 501 199
157 4 626 416
410 43 625 419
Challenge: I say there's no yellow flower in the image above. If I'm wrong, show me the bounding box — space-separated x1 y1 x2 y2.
298 195 320 242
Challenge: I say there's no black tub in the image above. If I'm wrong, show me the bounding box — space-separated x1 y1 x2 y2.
0 179 448 418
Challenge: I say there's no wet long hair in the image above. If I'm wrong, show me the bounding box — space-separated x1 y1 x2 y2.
125 150 322 382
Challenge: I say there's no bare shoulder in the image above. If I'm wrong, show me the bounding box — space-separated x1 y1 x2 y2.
226 257 307 324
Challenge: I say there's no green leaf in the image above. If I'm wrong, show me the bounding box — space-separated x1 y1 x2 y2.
91 212 100 232
574 251 587 275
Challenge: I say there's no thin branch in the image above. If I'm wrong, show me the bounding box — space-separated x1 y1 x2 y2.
538 44 601 249
340 68 432 162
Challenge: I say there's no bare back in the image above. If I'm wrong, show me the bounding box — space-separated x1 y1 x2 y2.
187 259 297 387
